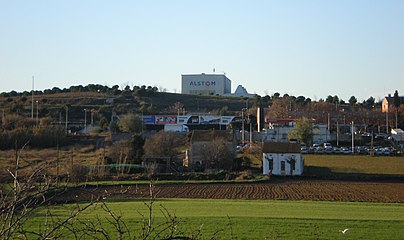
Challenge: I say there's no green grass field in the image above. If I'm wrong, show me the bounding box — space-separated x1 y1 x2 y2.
26 199 404 239
304 154 404 176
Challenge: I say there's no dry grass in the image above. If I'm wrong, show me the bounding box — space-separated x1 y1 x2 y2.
0 145 108 180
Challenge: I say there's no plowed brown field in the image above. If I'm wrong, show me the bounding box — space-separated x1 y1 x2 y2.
61 180 404 203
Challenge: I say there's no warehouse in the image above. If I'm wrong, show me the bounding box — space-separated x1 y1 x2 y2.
181 73 231 96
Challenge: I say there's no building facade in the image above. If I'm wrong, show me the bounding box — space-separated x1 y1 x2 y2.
262 142 304 176
382 95 404 113
181 73 231 96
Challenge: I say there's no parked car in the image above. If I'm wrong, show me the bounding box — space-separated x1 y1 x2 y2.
333 147 341 154
340 147 351 154
325 147 333 154
315 147 325 154
323 143 332 149
382 147 392 156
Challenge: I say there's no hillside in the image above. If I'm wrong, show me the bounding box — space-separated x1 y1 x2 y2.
0 90 257 125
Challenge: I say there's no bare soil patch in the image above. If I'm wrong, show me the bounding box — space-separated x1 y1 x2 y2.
58 180 404 203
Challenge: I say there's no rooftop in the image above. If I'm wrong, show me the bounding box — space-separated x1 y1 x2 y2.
262 142 301 153
182 72 227 76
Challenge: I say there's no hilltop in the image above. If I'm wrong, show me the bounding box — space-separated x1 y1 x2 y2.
0 86 259 125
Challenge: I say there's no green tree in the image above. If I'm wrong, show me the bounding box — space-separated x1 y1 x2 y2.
363 96 375 109
348 96 357 106
332 95 339 104
99 116 109 130
295 96 306 105
272 92 280 99
20 96 27 103
128 133 145 164
118 113 143 134
288 117 315 145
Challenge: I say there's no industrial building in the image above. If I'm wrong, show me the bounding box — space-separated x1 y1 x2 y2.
181 73 255 98
181 73 231 96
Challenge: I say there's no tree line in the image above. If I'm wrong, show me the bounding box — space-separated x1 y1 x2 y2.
0 84 159 98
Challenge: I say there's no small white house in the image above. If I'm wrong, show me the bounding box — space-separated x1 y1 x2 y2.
262 142 303 176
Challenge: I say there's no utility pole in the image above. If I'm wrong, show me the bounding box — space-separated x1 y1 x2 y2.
327 113 330 142
336 120 339 147
370 131 374 156
65 106 68 134
351 121 354 154
36 100 39 126
396 109 398 129
241 108 247 143
386 107 389 133
91 109 94 126
249 121 253 145
31 76 34 119
84 108 87 132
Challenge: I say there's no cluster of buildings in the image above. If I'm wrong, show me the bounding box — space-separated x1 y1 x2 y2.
113 72 402 177
179 73 404 176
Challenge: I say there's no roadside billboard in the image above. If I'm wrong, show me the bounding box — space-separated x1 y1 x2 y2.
177 115 200 124
155 115 177 125
143 115 155 125
199 116 221 124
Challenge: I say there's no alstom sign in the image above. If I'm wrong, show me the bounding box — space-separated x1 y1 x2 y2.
189 81 216 87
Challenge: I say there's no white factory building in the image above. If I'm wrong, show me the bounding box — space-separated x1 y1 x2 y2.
181 73 254 98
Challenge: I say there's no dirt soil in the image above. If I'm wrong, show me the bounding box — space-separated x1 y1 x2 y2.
56 179 404 203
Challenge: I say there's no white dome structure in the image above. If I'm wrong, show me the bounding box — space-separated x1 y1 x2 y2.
228 85 255 98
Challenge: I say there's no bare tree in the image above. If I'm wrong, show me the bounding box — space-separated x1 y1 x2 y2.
0 141 95 239
143 131 186 162
0 141 220 240
167 102 185 115
200 137 234 170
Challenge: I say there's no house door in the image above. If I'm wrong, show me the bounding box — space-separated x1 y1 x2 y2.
280 161 286 176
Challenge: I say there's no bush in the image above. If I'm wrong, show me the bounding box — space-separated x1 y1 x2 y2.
71 164 89 182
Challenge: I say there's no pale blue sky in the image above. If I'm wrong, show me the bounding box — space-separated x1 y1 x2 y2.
1 0 403 101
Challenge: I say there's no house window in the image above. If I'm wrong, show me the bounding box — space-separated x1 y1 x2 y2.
281 161 285 171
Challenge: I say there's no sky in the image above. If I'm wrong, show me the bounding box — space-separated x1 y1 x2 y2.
1 0 403 102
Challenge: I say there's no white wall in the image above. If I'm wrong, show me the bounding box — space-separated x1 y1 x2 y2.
312 124 331 144
260 124 331 144
263 153 303 176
